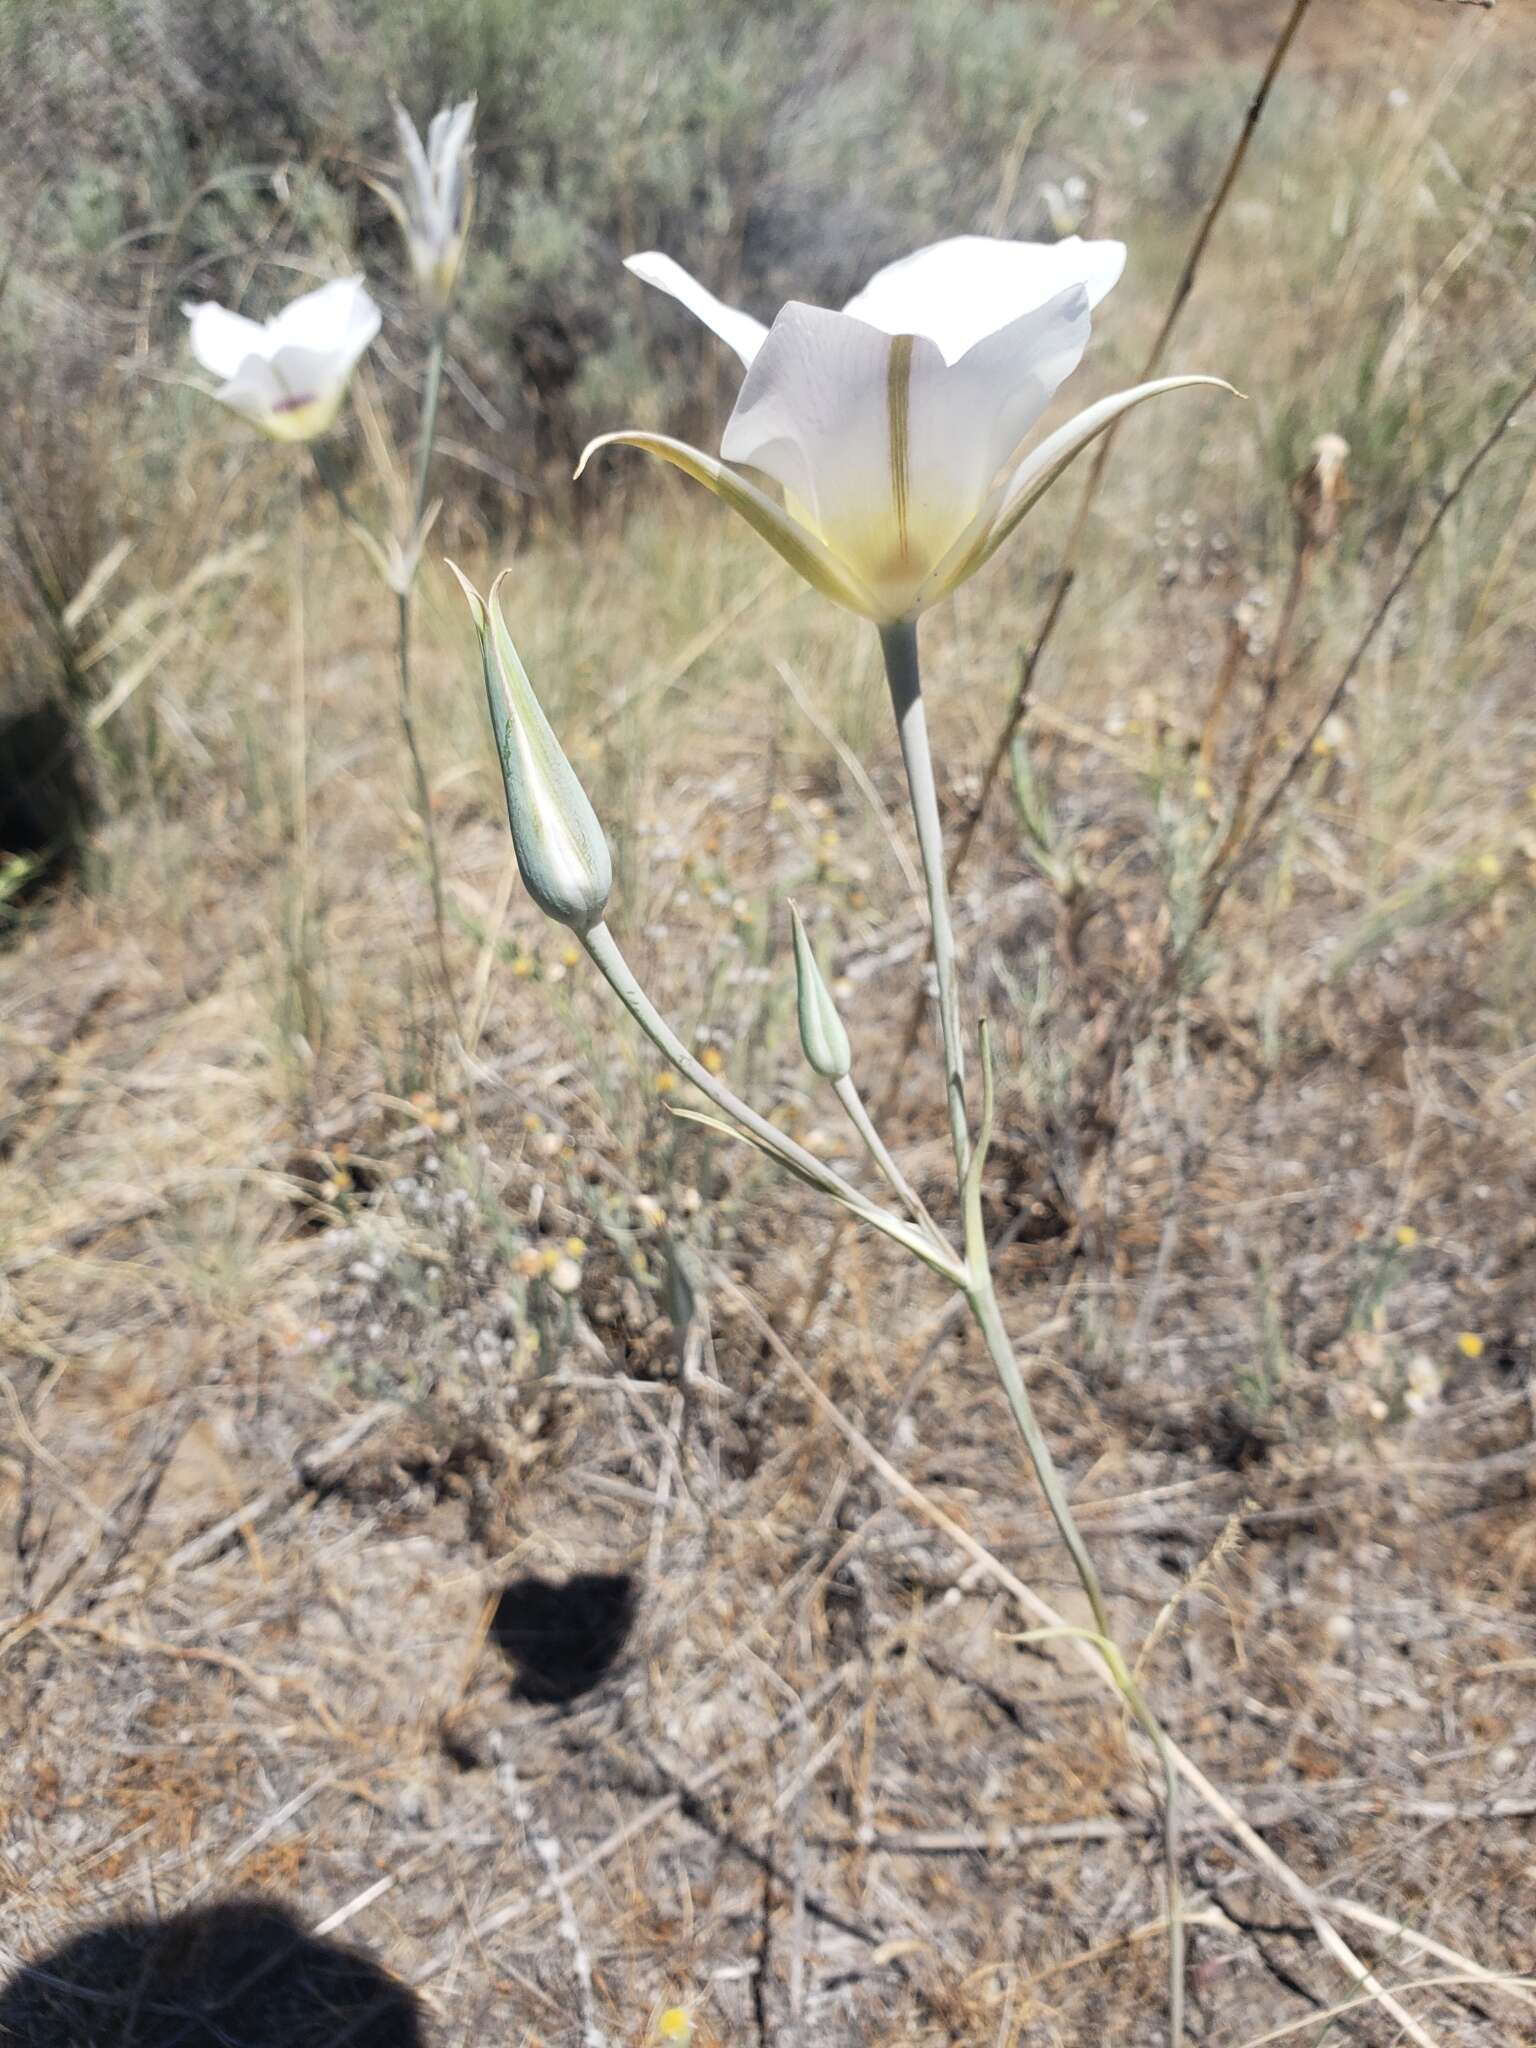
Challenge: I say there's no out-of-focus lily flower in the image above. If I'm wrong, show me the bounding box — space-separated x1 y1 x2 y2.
580 237 1230 625
183 276 381 443
448 563 613 934
379 97 476 317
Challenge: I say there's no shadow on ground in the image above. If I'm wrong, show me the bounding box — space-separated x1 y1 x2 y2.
491 1568 636 1703
0 1895 424 2048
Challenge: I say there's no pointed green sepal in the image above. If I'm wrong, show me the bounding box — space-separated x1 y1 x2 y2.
448 562 612 933
789 901 851 1081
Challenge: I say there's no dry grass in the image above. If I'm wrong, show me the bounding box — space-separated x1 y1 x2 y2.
4 6 1536 2046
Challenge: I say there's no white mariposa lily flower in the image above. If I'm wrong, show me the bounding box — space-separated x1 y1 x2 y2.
379 97 477 317
182 276 382 443
579 237 1231 625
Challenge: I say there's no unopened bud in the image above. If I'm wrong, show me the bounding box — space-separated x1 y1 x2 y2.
789 901 851 1080
449 563 612 932
382 98 476 318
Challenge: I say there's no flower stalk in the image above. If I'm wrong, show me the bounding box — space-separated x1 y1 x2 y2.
475 230 1239 2048
959 1019 1184 2045
382 93 479 1009
879 621 970 1180
580 919 967 1288
395 311 454 1002
884 620 1187 2042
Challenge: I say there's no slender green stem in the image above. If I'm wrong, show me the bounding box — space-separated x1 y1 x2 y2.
395 586 451 999
309 446 452 1004
413 320 448 527
965 1278 1109 1630
324 316 451 1010
404 316 453 1004
967 1274 1183 2042
832 1073 949 1252
582 920 966 1286
959 1024 1182 2046
879 620 970 1180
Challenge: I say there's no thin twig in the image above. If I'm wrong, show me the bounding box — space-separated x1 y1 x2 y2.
872 0 1317 1128
952 0 1319 881
719 1272 1522 2046
411 1665 855 1984
1194 355 1536 945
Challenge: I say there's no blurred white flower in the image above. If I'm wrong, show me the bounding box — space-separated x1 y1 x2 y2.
380 97 476 316
582 237 1228 624
183 276 381 443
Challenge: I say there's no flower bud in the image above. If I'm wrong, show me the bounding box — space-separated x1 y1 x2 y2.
449 563 612 933
789 901 851 1080
383 98 476 319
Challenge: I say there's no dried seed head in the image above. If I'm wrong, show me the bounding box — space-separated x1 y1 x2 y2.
1292 432 1350 552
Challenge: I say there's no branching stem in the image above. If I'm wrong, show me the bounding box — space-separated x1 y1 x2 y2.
581 920 967 1287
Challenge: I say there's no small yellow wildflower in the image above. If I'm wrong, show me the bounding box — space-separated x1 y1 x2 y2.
1394 1224 1418 1250
700 1045 725 1075
563 1236 586 1258
657 2010 694 2043
654 1070 676 1095
1456 1331 1485 1360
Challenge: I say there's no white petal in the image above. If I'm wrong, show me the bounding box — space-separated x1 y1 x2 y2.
921 374 1236 606
575 428 882 618
929 282 1094 491
721 304 903 590
428 99 476 180
268 276 381 360
183 300 271 379
841 234 1124 365
720 291 1091 621
267 341 354 402
624 250 769 369
213 355 285 419
393 99 435 218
